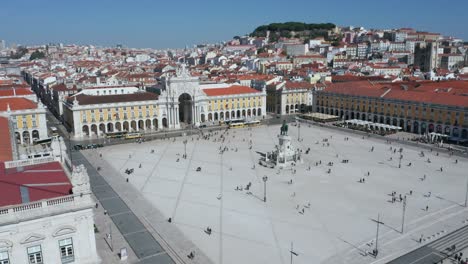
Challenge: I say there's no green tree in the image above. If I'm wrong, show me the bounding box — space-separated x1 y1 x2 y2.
269 33 279 43
29 50 45 60
10 46 28 59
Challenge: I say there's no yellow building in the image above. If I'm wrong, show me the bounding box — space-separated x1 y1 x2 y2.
266 81 314 115
0 98 47 144
64 69 267 138
315 80 468 139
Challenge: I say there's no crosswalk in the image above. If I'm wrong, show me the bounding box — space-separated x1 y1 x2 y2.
428 225 468 253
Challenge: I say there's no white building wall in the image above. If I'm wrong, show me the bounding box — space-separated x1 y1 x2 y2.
0 195 99 264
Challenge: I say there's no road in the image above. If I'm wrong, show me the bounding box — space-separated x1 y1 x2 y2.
387 225 468 264
71 150 176 264
46 108 292 150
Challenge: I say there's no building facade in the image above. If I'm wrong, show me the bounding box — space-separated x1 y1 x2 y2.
0 98 47 144
266 81 314 115
64 67 267 138
0 163 100 264
314 81 468 139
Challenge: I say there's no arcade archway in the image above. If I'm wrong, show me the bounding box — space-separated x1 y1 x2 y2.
179 93 192 124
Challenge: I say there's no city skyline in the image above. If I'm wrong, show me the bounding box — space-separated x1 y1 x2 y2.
1 0 467 49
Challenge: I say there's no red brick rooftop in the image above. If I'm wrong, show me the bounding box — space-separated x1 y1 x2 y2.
68 92 159 105
322 80 468 107
0 161 72 207
0 87 33 97
0 98 37 111
202 85 260 96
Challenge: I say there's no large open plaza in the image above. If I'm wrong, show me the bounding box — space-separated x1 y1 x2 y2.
85 123 468 264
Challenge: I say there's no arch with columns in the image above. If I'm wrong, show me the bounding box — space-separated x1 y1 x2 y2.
107 123 114 132
99 123 106 134
82 126 90 136
22 131 30 144
152 119 159 130
91 124 98 135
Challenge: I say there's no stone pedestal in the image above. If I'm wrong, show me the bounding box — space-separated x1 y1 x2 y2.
276 134 299 168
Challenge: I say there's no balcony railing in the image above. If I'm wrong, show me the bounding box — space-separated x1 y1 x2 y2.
4 156 55 169
0 193 93 225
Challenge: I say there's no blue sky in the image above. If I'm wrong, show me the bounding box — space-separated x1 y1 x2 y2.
1 0 466 49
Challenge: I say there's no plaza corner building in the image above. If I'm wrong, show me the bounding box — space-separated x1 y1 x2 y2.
315 80 468 139
63 67 266 138
0 97 47 145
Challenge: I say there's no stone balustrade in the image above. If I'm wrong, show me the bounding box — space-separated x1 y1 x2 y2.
0 193 93 224
4 156 55 169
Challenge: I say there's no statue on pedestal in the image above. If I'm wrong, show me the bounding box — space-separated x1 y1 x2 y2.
280 120 288 136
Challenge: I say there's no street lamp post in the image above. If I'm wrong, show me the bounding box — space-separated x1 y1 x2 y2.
183 139 188 159
262 176 268 202
371 214 384 257
401 196 407 233
297 122 301 142
290 242 298 264
465 176 468 207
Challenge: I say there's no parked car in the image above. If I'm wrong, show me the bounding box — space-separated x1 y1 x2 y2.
73 144 83 151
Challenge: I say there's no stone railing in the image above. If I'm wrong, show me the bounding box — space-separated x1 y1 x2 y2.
46 196 74 206
12 201 43 212
0 193 93 225
4 156 55 169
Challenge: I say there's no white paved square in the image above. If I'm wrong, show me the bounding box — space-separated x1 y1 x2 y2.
99 124 468 264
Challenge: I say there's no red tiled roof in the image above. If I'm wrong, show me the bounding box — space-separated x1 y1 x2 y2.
0 117 12 162
202 85 260 96
324 81 387 97
322 80 468 108
68 92 158 105
0 161 72 207
384 89 468 107
51 83 78 92
0 88 34 97
332 75 390 83
0 98 37 111
284 81 314 90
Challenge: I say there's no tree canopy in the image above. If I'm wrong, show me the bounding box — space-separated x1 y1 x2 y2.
29 50 46 61
10 46 28 59
252 22 335 35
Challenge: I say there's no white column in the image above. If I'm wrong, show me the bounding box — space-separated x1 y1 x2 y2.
169 106 174 128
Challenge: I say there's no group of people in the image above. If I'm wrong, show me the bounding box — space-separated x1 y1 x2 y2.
389 191 406 203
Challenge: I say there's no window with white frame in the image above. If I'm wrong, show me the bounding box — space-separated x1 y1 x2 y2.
27 245 43 264
59 238 74 263
0 251 10 264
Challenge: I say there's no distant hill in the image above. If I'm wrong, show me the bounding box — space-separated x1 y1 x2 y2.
250 22 336 43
